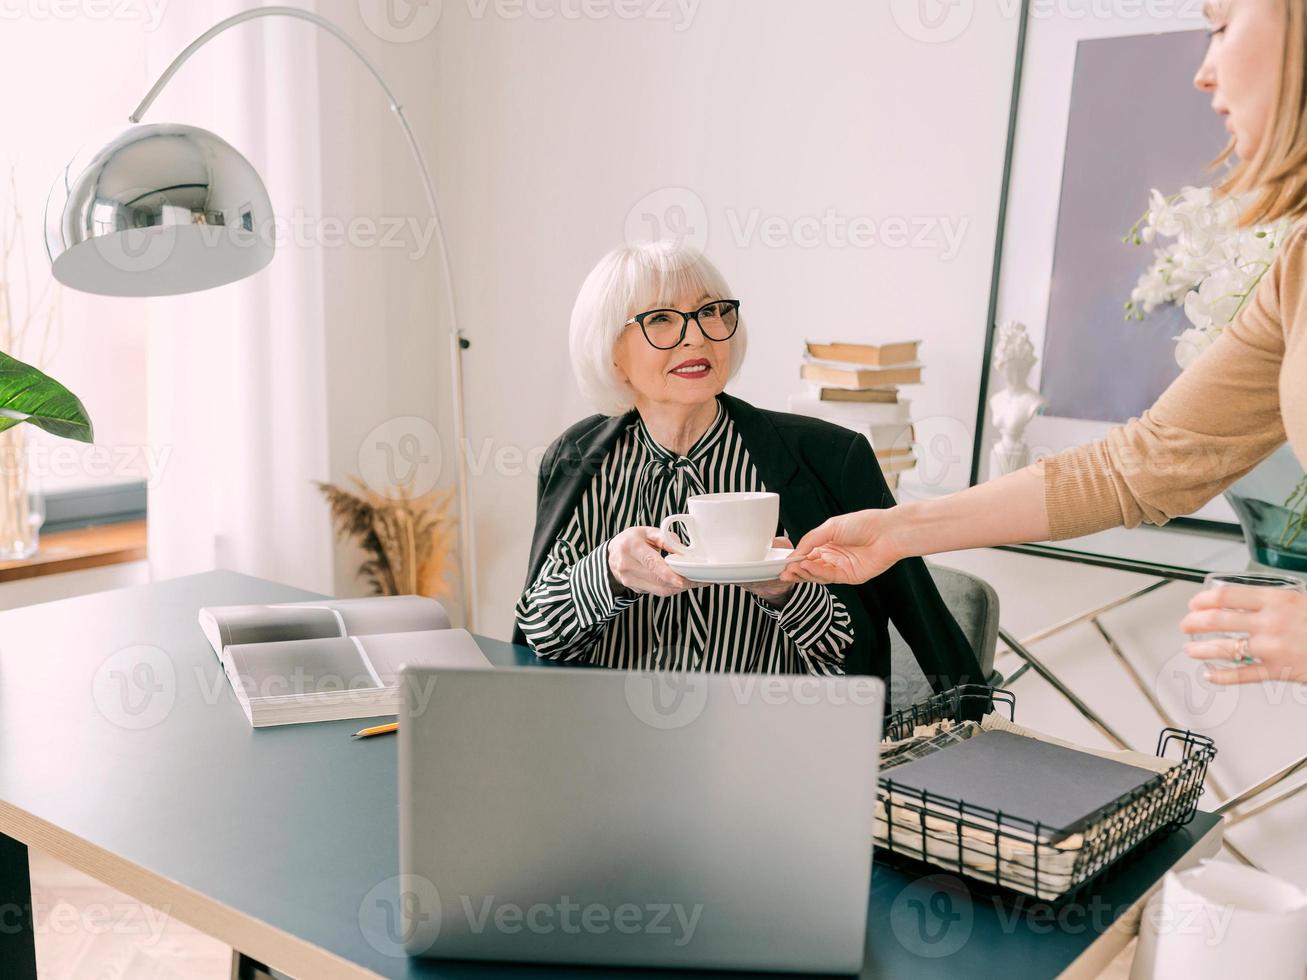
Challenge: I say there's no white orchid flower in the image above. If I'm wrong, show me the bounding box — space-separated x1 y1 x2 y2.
1174 326 1219 369
1128 185 1283 369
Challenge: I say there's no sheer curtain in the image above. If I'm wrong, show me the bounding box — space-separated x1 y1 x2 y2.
144 0 334 594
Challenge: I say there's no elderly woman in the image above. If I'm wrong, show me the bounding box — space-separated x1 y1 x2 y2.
511 242 982 693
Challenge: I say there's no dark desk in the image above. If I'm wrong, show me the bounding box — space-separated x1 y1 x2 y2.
0 571 1221 978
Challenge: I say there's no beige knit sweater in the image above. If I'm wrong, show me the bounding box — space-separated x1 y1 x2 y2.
1043 222 1307 540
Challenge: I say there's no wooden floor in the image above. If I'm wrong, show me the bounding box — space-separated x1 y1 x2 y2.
29 848 229 979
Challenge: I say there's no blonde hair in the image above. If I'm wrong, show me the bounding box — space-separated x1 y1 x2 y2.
568 242 748 416
1217 0 1307 225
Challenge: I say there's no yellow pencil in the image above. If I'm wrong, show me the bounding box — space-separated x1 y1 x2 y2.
352 721 398 739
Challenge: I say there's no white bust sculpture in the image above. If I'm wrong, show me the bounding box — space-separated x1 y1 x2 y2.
988 320 1046 479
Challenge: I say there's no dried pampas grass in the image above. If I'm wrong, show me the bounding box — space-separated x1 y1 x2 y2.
316 477 456 599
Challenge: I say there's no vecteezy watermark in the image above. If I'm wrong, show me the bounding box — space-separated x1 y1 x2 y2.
1138 894 1237 948
624 671 884 731
889 0 974 44
467 0 699 29
0 898 173 945
0 441 172 489
263 211 438 260
882 415 976 503
356 419 557 495
358 873 704 957
987 893 1236 944
464 438 548 481
190 662 441 718
358 416 446 498
1019 0 1207 20
358 0 699 41
91 644 176 730
358 0 445 43
993 893 1239 946
624 670 710 730
888 872 1244 958
0 0 169 31
1156 640 1307 725
1154 648 1243 730
457 895 704 946
725 209 969 260
723 674 884 708
625 187 711 255
89 208 439 280
622 187 968 260
889 0 1205 44
887 886 1238 956
359 873 444 957
889 873 974 958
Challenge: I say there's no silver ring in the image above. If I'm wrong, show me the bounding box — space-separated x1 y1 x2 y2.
1234 636 1257 666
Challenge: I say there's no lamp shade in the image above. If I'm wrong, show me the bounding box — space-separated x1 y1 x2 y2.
45 122 274 297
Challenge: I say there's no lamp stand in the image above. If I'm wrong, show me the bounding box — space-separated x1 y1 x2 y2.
130 6 477 629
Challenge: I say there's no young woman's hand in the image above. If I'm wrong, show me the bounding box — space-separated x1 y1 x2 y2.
606 527 690 597
781 510 903 585
1181 585 1307 685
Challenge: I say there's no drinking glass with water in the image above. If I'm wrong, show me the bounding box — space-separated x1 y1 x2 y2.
1194 571 1307 669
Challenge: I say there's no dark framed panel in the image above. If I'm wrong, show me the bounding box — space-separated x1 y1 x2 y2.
971 2 1238 541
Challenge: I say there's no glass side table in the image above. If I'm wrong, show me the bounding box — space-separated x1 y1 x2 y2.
998 522 1253 583
991 523 1304 871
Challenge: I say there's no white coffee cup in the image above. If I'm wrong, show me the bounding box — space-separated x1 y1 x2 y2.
658 491 779 563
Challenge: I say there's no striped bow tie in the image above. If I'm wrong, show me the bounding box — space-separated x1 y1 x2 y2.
638 453 710 669
640 454 705 544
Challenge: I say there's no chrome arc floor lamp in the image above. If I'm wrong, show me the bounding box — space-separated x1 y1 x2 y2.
44 6 478 628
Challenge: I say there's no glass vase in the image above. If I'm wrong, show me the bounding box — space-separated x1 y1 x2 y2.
1224 443 1307 572
0 427 44 560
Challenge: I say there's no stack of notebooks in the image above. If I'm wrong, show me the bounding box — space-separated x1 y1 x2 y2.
197 596 490 728
788 339 921 492
876 712 1176 900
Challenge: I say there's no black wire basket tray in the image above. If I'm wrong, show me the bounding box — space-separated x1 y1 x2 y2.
876 684 1216 902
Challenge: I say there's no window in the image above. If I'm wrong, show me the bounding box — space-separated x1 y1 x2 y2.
4 17 153 535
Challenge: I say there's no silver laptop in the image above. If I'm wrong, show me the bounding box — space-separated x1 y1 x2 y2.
397 666 883 973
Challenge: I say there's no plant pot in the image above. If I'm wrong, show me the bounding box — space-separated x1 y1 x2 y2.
1224 443 1307 572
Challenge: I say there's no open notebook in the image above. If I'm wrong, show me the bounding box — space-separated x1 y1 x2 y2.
197 596 490 728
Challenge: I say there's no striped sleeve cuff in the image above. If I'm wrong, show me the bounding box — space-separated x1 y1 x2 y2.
751 582 839 646
569 539 641 630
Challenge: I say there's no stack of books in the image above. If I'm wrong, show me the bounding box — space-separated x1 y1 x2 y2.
787 339 921 493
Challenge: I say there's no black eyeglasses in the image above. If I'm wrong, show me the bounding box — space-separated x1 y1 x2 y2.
624 299 741 350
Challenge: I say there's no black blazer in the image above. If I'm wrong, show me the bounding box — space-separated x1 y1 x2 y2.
511 393 984 692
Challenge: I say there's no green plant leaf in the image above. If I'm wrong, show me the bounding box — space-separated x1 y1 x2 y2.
0 350 94 443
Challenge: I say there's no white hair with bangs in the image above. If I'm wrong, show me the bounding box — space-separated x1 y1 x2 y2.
569 242 748 416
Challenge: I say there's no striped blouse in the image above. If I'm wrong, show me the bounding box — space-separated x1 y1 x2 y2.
515 400 854 673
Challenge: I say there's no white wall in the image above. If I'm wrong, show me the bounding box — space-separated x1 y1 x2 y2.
347 0 1021 635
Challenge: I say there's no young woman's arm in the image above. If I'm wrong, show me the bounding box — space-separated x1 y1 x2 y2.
782 464 1048 584
786 225 1303 587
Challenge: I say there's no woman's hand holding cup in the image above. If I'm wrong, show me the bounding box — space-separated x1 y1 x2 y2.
606 526 691 597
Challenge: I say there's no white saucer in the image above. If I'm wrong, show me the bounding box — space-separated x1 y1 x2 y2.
665 547 795 584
